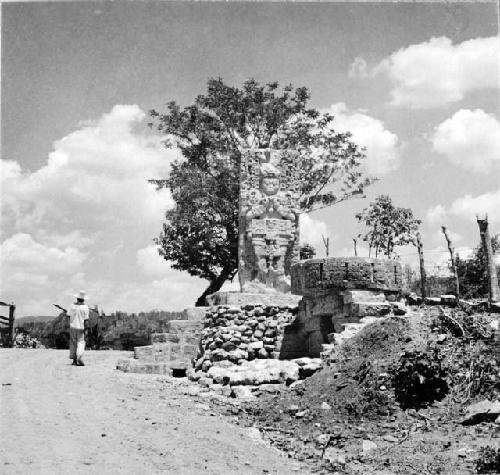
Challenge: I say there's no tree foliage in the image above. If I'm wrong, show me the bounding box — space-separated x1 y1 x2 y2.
455 235 500 299
356 195 421 258
149 78 373 305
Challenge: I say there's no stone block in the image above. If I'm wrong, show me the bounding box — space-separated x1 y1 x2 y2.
342 290 386 304
350 302 392 318
206 291 301 307
183 306 208 321
134 345 154 361
151 333 180 344
291 257 403 296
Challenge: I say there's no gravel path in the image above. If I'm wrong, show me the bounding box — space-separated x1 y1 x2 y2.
0 349 306 475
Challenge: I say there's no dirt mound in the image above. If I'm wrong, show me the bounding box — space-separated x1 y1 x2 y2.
237 308 500 474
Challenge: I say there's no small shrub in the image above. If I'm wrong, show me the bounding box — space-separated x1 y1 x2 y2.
475 446 500 474
392 349 448 409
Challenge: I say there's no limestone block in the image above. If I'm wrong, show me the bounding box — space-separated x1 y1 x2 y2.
248 341 264 351
151 333 180 344
257 348 269 359
231 386 255 400
134 345 154 361
291 257 403 296
350 302 392 318
311 293 344 316
183 306 209 321
342 290 386 304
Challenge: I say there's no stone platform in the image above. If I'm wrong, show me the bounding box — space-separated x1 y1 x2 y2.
206 291 301 307
116 310 205 375
285 257 405 358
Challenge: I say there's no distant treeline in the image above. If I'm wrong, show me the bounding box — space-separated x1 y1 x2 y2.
17 310 186 350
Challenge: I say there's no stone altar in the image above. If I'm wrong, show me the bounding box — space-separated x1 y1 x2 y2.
238 148 301 294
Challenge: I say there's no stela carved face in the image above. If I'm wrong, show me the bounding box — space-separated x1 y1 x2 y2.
261 177 280 196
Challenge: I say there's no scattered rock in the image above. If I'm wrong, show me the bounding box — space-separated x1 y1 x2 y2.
323 447 346 465
232 386 255 400
461 399 500 425
382 435 399 443
407 293 422 305
295 409 309 418
392 301 407 315
440 295 457 305
321 401 332 410
362 440 378 455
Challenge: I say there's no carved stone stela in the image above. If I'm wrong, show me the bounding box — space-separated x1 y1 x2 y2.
238 149 301 293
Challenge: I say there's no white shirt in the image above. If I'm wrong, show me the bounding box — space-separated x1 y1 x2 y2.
68 303 89 330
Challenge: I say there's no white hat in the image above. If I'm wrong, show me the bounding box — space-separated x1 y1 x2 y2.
74 290 88 300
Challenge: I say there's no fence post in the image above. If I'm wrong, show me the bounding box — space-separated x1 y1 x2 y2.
8 304 16 348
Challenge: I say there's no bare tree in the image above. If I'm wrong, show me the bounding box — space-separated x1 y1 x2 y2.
322 235 330 257
477 215 500 304
416 233 426 299
441 225 460 301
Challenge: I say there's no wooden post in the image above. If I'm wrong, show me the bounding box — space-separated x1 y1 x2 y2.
477 215 500 304
322 235 330 257
441 225 460 300
352 238 358 257
416 233 426 299
8 304 15 348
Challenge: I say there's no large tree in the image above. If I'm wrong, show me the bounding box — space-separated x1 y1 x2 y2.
150 78 373 305
356 195 421 258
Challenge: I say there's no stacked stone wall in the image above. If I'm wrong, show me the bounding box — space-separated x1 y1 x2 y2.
193 304 297 372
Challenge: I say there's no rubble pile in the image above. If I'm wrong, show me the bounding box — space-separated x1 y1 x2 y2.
13 331 43 348
189 304 323 388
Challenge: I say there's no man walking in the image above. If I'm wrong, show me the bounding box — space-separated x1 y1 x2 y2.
67 290 89 366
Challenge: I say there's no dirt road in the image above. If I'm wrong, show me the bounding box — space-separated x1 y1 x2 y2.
0 349 306 475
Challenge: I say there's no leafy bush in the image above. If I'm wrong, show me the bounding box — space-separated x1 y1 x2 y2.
455 234 500 299
475 446 500 474
392 349 448 409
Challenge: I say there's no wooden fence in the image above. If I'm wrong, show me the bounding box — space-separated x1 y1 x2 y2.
0 301 16 347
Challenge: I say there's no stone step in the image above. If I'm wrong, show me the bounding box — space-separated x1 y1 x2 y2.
116 358 191 375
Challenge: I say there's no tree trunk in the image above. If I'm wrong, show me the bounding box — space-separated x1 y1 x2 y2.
416 233 426 299
477 216 500 304
195 266 234 307
353 238 357 257
441 225 460 301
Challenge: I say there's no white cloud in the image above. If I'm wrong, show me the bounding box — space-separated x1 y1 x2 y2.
137 245 170 276
426 204 446 224
450 189 500 223
1 233 86 275
432 109 500 173
0 234 87 313
89 268 206 313
0 105 191 316
425 188 500 227
357 36 498 108
348 57 368 78
326 103 402 175
1 105 177 236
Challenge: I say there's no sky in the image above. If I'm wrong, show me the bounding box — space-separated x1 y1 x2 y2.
1 2 499 317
